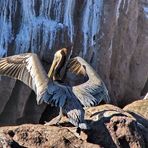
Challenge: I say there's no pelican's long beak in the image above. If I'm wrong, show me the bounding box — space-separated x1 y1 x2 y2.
48 58 57 79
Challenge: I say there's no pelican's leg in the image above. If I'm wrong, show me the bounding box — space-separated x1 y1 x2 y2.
44 107 63 126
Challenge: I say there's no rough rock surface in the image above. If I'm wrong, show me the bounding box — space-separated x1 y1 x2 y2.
123 99 148 120
0 104 148 148
0 125 101 148
123 99 148 129
105 116 145 148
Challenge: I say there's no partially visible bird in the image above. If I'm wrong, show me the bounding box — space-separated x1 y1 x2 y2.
48 47 110 108
0 53 87 130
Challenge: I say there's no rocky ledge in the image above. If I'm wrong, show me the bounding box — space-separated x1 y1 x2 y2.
0 102 148 148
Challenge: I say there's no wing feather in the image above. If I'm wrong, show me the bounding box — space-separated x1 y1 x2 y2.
0 53 49 104
63 58 88 86
71 57 110 107
67 58 86 76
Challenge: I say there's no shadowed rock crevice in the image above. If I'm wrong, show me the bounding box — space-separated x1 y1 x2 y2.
118 137 130 148
0 81 28 125
39 105 59 124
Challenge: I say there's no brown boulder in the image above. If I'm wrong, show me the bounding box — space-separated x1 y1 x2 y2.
0 124 100 148
85 104 147 147
0 130 22 148
123 99 148 120
0 104 147 147
123 99 148 129
105 116 145 148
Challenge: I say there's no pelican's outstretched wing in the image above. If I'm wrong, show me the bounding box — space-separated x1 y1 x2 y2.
68 57 110 107
64 57 88 85
0 53 49 104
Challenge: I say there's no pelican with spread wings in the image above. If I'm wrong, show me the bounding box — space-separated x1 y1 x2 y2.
48 48 110 107
0 48 110 129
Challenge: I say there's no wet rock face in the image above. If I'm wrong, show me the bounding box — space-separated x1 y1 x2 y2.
0 0 148 124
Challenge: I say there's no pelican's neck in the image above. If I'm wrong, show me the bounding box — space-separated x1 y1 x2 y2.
48 47 72 81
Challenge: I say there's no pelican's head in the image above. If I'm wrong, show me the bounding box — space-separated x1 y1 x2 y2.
48 47 73 80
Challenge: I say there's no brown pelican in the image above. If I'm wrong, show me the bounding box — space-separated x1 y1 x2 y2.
0 53 87 130
48 48 110 107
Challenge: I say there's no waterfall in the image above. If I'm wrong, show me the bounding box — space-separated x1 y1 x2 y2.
116 0 131 21
144 6 148 19
15 16 64 54
81 0 103 57
0 0 15 57
15 0 65 54
63 0 75 42
0 0 103 58
116 0 122 22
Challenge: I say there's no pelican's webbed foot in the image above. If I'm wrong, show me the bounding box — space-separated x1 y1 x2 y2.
44 115 62 126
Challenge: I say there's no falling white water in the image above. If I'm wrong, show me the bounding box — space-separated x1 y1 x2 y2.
0 0 103 58
108 40 113 59
52 0 63 22
15 16 64 54
0 0 74 56
15 0 65 54
0 0 16 57
63 0 75 42
116 0 131 20
15 0 75 54
40 0 52 18
48 0 75 43
144 6 148 19
116 0 122 22
21 0 35 22
81 0 103 57
125 0 130 14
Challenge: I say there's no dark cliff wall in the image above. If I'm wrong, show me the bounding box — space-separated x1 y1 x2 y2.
95 0 148 106
0 0 147 125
